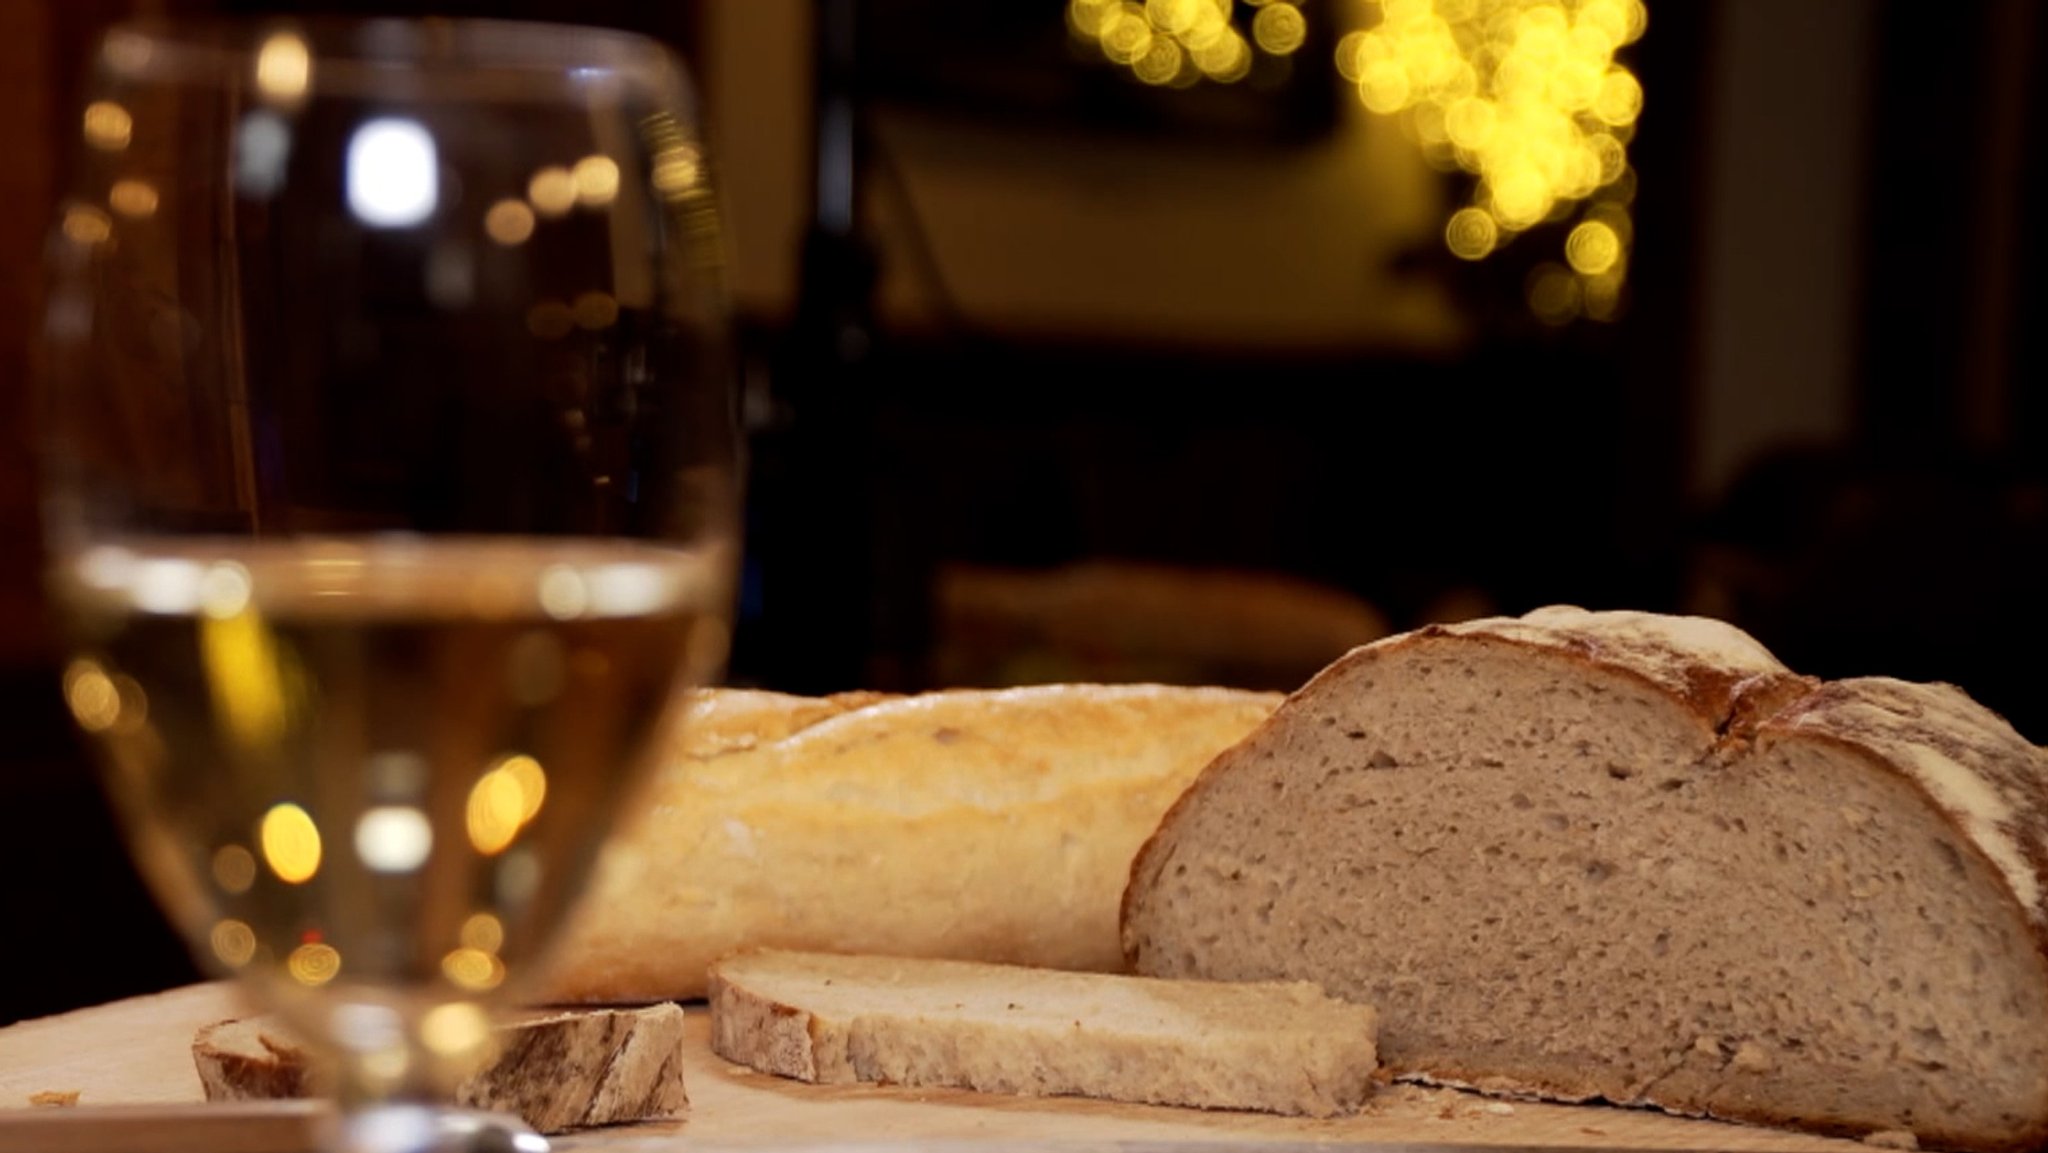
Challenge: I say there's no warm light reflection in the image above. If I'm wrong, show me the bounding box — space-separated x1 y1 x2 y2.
460 912 505 954
527 167 576 218
420 1002 492 1059
287 941 341 986
1252 3 1306 54
1349 0 1644 319
259 802 322 884
485 199 536 246
212 844 258 894
441 947 505 992
1072 0 1261 85
83 102 132 150
61 204 113 247
467 754 546 855
254 32 312 103
571 291 619 331
1565 218 1620 274
211 919 258 967
355 805 434 873
108 180 158 219
571 155 620 207
63 659 121 732
1445 206 1498 260
201 606 292 750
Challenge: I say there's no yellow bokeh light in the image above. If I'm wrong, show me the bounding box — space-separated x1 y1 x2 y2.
1336 30 1368 81
259 802 322 884
109 180 159 219
527 167 576 218
254 32 311 103
1133 37 1184 85
1252 4 1307 55
1445 98 1496 149
571 155 620 208
1445 207 1498 260
1349 0 1642 319
572 291 619 331
287 941 341 986
212 843 258 894
460 912 505 954
1527 262 1582 325
1102 5 1154 64
466 754 545 856
1565 218 1620 274
83 101 132 150
1359 60 1411 114
63 659 121 732
501 754 548 823
485 199 536 246
61 204 113 246
1074 0 1252 85
1069 0 1120 38
210 920 257 968
420 1002 493 1060
1593 69 1643 125
441 947 506 992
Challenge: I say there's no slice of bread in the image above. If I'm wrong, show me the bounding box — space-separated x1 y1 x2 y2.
708 949 1378 1117
544 684 1279 1002
1122 607 2048 1152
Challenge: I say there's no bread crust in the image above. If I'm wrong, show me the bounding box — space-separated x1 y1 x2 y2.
1122 607 2048 1152
548 683 1279 1002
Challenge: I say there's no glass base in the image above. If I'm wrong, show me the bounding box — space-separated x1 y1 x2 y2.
329 1105 548 1153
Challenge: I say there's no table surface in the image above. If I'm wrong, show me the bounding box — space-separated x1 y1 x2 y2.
0 983 1864 1152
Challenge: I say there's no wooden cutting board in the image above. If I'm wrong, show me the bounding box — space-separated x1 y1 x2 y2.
0 983 1864 1152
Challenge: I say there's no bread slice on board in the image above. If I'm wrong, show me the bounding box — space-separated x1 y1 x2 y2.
544 684 1279 1003
193 1003 688 1133
1122 606 2048 1153
708 949 1378 1117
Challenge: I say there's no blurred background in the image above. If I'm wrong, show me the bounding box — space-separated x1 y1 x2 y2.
2 0 2044 1023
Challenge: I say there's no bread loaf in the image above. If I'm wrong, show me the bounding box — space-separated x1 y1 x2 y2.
544 684 1279 1002
1122 607 2048 1152
708 948 1378 1117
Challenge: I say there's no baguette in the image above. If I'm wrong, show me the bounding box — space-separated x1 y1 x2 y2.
708 948 1378 1117
544 684 1279 1002
1122 606 2048 1152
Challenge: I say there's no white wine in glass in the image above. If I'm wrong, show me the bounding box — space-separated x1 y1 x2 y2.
39 17 737 1151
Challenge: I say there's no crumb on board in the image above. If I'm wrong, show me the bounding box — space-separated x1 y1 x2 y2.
28 1090 80 1107
1482 1102 1516 1116
1862 1130 1920 1151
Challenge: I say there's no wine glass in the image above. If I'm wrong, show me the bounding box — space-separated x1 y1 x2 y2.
38 17 737 1151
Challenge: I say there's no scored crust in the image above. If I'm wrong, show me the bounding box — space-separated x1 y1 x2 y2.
1121 606 2048 1151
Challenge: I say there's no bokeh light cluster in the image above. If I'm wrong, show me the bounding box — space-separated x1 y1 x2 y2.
1339 0 1645 321
1067 0 1308 87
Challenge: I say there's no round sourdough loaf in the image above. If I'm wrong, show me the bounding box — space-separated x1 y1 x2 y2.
1121 606 2048 1152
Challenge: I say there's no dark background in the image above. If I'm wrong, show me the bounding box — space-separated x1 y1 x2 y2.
1 0 2044 1024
